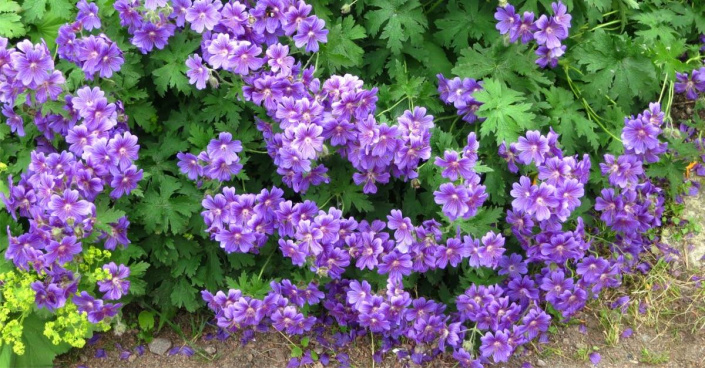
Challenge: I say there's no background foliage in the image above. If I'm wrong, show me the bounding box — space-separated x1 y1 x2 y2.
1 0 704 324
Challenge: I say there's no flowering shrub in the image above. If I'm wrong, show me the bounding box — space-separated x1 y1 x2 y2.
1 0 705 367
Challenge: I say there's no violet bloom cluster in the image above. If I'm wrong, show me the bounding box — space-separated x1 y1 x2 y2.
177 132 243 182
202 280 320 336
2 37 140 324
433 133 488 221
675 67 705 100
2 142 136 320
170 0 433 194
56 1 124 80
437 75 485 124
113 0 178 53
596 103 670 263
0 38 64 136
495 1 571 68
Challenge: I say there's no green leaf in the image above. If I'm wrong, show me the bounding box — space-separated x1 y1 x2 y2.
0 1 25 38
542 86 600 153
22 0 47 22
138 311 155 331
28 14 69 51
201 90 242 125
187 124 215 149
46 0 72 19
150 33 200 96
136 176 200 234
12 314 72 368
473 79 537 144
319 16 366 73
226 272 270 299
300 336 310 348
456 207 503 237
365 0 428 54
340 182 373 213
170 278 200 312
291 346 303 358
127 101 158 133
452 43 550 94
434 0 496 52
574 30 658 111
127 261 150 296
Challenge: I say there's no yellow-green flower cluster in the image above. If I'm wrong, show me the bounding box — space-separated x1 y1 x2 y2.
0 270 38 354
44 303 109 348
80 246 112 273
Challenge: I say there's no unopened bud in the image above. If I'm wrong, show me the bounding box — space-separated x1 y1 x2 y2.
316 267 329 277
341 3 351 14
208 75 219 89
410 178 421 189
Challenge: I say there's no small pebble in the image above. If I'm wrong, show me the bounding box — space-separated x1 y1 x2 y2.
204 346 216 355
128 354 137 363
148 338 172 356
247 353 254 362
536 359 547 367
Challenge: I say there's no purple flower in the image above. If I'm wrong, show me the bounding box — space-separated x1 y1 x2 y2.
510 12 536 43
622 117 660 154
293 17 328 52
378 251 412 281
47 190 93 220
230 42 264 75
185 0 222 33
44 236 81 265
386 210 413 251
109 165 143 198
97 262 130 300
516 130 549 165
11 40 54 86
346 280 372 309
31 282 66 311
510 176 535 212
291 123 324 159
533 15 567 48
207 132 242 164
495 5 519 35
231 298 265 326
480 330 512 363
552 1 572 32
529 183 559 221
2 106 24 136
77 1 102 30
434 183 469 221
132 21 174 53
108 132 139 170
266 43 294 75
589 352 601 365
479 232 506 268
186 54 209 90
177 152 203 180
216 225 256 253
435 150 474 181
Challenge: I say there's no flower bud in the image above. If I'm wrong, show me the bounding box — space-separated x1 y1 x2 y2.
341 3 351 14
208 75 220 89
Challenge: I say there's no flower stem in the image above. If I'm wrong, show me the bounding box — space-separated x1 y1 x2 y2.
370 330 375 368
